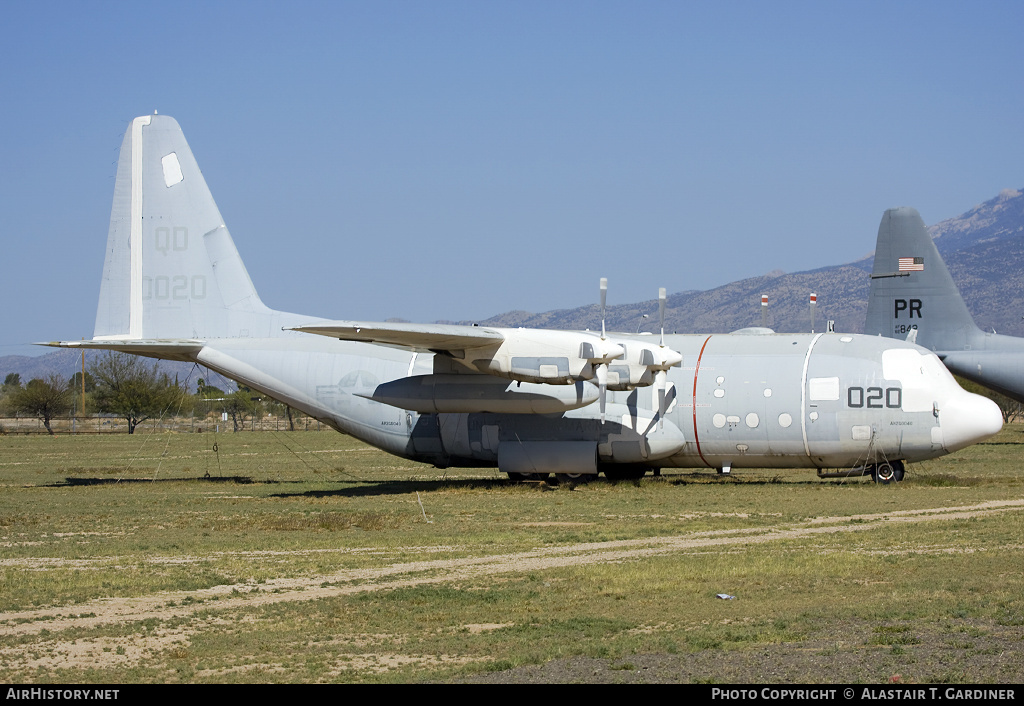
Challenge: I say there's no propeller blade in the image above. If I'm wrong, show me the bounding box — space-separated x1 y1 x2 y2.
655 369 667 429
596 362 608 424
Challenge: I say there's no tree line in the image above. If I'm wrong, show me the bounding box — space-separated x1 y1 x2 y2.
1 352 293 435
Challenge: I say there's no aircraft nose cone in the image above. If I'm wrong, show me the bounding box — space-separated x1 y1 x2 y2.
940 392 1003 452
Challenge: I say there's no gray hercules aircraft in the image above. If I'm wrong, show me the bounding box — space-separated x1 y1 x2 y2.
866 207 1024 403
47 115 1003 483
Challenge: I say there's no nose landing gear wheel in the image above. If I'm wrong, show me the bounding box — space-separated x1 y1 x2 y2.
871 460 905 484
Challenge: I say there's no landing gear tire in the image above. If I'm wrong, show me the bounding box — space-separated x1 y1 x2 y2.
871 460 905 484
602 465 648 481
555 473 596 486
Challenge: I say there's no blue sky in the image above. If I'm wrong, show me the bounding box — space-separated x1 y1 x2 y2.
2 0 1023 357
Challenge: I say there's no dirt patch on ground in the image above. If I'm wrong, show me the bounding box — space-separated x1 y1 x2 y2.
0 625 195 672
2 499 1023 679
457 618 1024 684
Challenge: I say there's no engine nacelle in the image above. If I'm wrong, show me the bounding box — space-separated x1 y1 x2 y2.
461 329 683 392
604 341 683 391
468 329 623 384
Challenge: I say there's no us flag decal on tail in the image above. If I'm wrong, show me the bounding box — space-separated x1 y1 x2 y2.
898 257 924 271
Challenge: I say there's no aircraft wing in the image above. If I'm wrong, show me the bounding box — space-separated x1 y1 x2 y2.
290 321 504 353
293 318 682 424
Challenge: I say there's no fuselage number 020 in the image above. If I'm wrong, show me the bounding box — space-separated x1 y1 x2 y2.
847 386 901 409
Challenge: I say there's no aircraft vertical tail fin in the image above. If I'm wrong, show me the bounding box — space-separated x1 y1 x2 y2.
864 207 980 352
94 115 280 342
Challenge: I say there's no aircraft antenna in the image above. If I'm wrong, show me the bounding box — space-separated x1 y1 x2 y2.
600 278 607 340
659 288 666 347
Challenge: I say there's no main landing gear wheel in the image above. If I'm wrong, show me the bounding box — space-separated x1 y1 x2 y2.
602 465 648 481
555 473 596 486
871 460 905 484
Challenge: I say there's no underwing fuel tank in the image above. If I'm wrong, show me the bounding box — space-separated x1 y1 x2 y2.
358 374 600 414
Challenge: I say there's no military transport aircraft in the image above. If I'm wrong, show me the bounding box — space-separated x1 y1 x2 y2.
46 115 1003 484
866 207 1024 403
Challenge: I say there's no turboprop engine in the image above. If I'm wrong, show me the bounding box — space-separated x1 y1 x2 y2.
455 282 681 423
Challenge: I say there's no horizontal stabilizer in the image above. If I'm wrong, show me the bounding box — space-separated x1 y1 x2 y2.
39 339 204 362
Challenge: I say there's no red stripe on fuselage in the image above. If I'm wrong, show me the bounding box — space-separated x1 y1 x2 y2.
692 335 713 468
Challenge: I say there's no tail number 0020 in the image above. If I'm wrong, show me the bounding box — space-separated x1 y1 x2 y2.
142 275 207 300
847 386 901 409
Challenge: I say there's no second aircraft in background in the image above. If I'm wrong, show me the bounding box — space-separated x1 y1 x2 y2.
866 207 1024 402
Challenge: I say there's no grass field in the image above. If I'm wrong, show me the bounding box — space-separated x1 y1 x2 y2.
1 425 1023 683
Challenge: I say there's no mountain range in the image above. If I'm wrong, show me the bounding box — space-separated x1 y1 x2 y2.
465 187 1024 338
4 187 1023 387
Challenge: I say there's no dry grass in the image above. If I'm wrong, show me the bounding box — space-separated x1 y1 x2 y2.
1 426 1023 682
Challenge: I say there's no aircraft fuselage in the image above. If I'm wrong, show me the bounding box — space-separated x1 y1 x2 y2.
191 330 988 474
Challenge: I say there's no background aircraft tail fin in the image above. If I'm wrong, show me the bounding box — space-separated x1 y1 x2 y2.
94 115 280 341
864 207 980 352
